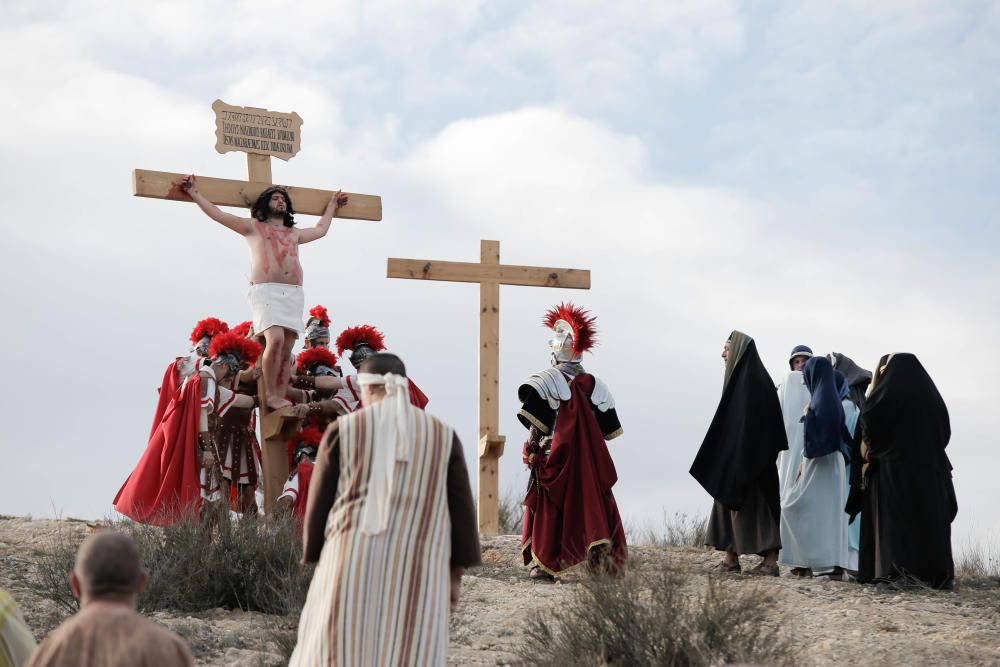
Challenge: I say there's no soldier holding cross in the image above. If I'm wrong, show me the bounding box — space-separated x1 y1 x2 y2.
181 175 347 410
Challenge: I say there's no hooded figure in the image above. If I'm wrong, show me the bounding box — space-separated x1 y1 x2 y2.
777 357 850 577
858 353 957 589
691 331 786 575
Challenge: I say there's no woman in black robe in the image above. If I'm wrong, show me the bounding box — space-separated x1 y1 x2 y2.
858 353 957 589
691 331 787 575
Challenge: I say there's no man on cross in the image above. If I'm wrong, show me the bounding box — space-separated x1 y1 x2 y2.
181 175 347 410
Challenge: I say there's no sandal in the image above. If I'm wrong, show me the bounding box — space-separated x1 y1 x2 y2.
750 562 780 577
529 565 556 582
714 560 742 573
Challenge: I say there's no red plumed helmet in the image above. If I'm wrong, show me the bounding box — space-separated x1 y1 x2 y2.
209 331 248 360
241 337 263 367
335 325 386 357
231 321 253 338
287 426 324 469
307 305 331 328
297 347 338 373
544 302 597 356
190 317 229 344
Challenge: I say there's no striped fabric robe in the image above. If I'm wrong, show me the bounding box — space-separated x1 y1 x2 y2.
290 403 454 666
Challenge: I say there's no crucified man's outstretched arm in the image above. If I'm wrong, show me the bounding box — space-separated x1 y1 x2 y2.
297 190 348 244
180 175 252 236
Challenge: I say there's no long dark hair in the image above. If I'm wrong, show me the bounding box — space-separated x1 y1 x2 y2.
251 186 295 227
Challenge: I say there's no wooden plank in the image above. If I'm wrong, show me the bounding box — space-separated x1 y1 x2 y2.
260 408 300 513
246 153 273 184
387 258 590 289
133 168 382 222
477 436 505 535
477 240 501 535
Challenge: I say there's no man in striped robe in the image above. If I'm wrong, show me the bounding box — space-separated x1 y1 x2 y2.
290 353 480 666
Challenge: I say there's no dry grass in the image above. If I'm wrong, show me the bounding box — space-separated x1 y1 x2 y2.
955 536 1000 589
28 508 312 616
498 487 525 535
627 511 708 548
517 561 798 667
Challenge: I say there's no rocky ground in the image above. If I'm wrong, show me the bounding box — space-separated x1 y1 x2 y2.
2 517 999 666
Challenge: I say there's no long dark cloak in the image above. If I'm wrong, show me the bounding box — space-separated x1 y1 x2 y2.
802 356 848 460
858 353 957 588
690 332 787 511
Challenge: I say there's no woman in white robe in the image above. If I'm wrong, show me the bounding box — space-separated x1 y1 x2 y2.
778 358 850 577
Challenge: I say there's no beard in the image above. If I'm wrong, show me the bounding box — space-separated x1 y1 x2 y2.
268 203 287 218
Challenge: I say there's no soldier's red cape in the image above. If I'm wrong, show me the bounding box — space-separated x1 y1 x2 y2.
408 378 429 409
148 359 182 441
520 373 627 575
114 375 202 525
293 460 314 522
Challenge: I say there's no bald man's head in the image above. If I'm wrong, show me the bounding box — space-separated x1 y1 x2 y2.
73 532 144 603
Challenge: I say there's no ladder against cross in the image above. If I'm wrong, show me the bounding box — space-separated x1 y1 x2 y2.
133 100 382 512
388 240 590 534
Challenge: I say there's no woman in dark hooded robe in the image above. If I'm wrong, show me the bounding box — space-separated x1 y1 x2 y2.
691 331 787 575
858 353 957 589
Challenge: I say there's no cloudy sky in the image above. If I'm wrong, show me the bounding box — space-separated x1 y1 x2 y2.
2 1 998 549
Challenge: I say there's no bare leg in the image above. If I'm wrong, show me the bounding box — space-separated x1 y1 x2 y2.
262 327 292 410
276 329 297 402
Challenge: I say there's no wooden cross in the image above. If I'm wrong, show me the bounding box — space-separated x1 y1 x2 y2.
133 101 382 512
387 240 590 534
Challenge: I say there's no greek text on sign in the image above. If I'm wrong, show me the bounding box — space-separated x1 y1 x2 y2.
213 99 303 162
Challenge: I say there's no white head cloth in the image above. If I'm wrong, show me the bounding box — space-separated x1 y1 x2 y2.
357 372 412 535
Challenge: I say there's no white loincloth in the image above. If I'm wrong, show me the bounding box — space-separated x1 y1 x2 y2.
247 282 304 335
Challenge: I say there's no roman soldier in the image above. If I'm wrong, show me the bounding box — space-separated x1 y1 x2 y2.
290 346 348 429
146 318 228 441
334 324 429 412
217 324 264 515
518 303 626 580
275 426 324 525
303 305 333 350
114 325 258 525
197 332 262 518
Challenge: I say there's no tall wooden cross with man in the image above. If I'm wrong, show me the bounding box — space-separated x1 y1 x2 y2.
133 99 381 512
388 241 590 534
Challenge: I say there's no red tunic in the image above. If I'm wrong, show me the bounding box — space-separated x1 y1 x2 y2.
293 460 314 522
114 375 202 525
520 374 627 575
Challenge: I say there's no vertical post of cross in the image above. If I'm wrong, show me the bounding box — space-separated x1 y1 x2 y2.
477 240 505 535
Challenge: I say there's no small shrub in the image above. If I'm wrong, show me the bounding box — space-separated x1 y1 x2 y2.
29 510 313 616
29 530 81 615
517 564 797 667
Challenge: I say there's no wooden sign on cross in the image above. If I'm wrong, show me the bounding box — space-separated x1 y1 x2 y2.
132 99 383 512
387 240 590 534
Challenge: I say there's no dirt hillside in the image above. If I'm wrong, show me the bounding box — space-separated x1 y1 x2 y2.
2 518 998 666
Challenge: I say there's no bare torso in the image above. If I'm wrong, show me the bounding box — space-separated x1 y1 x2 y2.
246 220 303 285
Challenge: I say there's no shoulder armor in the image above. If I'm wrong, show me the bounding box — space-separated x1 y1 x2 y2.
521 368 571 409
590 376 615 412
